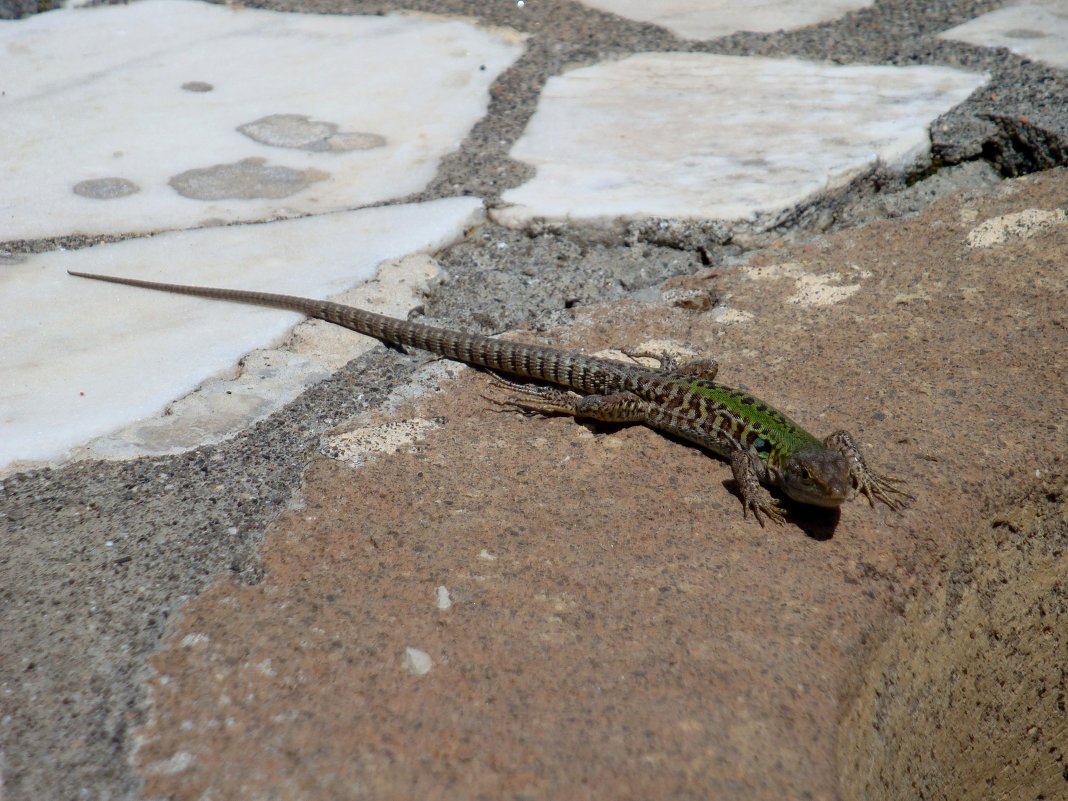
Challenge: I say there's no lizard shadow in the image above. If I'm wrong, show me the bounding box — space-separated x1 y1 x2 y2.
720 479 839 541
566 420 842 540
783 500 840 541
484 401 841 540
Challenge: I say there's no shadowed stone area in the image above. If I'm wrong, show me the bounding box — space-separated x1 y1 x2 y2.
839 468 1067 801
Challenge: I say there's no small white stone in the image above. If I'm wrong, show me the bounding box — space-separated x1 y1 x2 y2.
144 751 195 775
436 586 453 610
403 647 433 676
253 659 276 677
478 549 498 561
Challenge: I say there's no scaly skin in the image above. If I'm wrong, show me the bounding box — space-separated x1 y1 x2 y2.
68 271 912 525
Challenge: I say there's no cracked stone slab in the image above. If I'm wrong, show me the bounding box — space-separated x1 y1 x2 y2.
0 198 483 475
494 53 987 228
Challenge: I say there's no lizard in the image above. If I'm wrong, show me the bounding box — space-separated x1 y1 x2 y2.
68 270 911 525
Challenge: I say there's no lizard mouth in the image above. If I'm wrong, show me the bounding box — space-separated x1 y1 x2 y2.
784 484 850 508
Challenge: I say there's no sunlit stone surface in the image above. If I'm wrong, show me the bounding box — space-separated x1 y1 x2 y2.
0 198 483 474
496 53 987 227
939 0 1068 70
576 0 872 40
0 0 522 240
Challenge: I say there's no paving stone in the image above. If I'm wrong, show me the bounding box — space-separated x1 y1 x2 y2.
0 0 521 239
575 0 873 41
495 53 986 227
940 0 1068 70
1 199 482 472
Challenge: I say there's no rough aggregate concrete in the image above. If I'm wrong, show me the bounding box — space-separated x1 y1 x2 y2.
1 1 1067 800
1 349 420 800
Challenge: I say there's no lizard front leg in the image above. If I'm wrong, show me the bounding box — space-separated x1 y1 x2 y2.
730 449 787 526
823 430 913 511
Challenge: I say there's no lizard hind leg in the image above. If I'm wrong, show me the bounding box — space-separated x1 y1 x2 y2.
823 430 914 511
487 375 656 424
486 375 582 416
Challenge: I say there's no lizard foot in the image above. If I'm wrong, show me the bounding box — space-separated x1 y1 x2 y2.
856 470 913 511
621 349 720 381
730 449 785 526
824 430 913 513
744 489 787 527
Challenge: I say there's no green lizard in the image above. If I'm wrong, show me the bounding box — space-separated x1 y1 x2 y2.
68 270 911 525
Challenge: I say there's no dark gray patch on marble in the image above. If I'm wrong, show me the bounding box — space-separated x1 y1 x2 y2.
324 130 387 151
1003 29 1046 40
72 177 140 200
181 81 214 92
238 113 386 152
168 157 329 200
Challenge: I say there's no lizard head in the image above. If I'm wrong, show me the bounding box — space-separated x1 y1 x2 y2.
780 448 852 508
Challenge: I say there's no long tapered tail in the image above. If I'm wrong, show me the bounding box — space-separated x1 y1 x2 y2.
67 271 629 394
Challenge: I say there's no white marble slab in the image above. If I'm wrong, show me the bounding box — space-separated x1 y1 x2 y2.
939 1 1068 70
576 0 872 40
0 0 522 240
495 54 987 227
0 198 484 475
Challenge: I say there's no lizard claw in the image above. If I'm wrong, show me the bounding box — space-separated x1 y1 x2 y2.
731 449 786 526
857 471 914 512
745 492 787 527
824 430 914 515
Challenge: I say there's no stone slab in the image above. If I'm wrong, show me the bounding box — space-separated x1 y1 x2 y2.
131 169 1066 800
